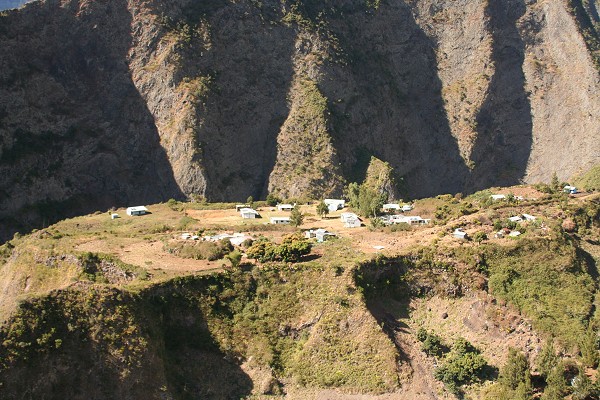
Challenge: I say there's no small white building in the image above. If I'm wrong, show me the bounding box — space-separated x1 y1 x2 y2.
110 213 119 219
564 185 578 194
277 203 295 211
453 228 468 240
305 228 335 242
340 212 361 228
509 231 522 237
382 203 401 211
401 204 414 212
181 233 192 240
508 216 523 223
324 199 346 212
491 194 506 201
240 208 260 219
522 214 536 221
270 216 291 225
126 206 148 216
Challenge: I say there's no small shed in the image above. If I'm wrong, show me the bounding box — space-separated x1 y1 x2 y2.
340 212 361 228
110 213 119 219
270 216 291 225
401 204 414 212
324 199 346 212
508 216 523 223
277 204 295 211
382 203 401 211
240 208 260 219
563 185 578 194
305 228 335 242
126 206 148 216
491 194 506 201
452 228 468 240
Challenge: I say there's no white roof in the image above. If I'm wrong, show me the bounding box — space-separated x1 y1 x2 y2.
522 214 536 221
508 216 523 222
270 216 291 222
340 212 359 222
239 208 259 214
383 203 400 209
509 231 522 237
491 194 506 200
127 206 148 212
277 204 294 208
324 199 345 204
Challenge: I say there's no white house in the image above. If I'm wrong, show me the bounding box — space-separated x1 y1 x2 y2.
564 185 578 194
305 228 335 242
324 199 346 212
340 212 361 228
401 204 414 212
126 206 148 216
522 214 536 221
110 213 119 219
236 204 250 212
491 194 506 201
382 203 401 211
270 216 291 225
453 228 468 240
277 203 295 211
240 208 260 219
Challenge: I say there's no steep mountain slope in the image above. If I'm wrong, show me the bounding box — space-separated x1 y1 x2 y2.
0 0 599 240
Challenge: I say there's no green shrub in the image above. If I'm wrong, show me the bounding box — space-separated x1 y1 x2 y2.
246 234 311 263
416 329 446 358
434 338 488 393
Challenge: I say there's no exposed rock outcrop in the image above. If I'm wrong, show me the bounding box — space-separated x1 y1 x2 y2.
0 0 598 240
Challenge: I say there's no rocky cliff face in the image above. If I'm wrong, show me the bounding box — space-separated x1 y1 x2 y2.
0 0 599 239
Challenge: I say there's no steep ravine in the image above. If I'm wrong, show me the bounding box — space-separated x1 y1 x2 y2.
0 0 599 241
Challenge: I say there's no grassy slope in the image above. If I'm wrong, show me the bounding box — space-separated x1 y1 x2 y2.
0 190 599 399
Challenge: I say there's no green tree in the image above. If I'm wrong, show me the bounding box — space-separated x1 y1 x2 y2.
580 324 599 368
265 194 280 207
226 250 243 268
542 362 567 400
290 207 304 227
473 231 488 243
434 338 488 394
551 172 561 193
246 195 254 208
500 348 532 394
572 370 595 400
537 338 558 378
316 201 329 219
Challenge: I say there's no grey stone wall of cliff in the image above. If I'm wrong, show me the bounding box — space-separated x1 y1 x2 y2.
0 0 599 240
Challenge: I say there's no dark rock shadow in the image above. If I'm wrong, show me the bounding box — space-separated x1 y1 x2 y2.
0 0 184 242
320 1 469 198
469 0 533 190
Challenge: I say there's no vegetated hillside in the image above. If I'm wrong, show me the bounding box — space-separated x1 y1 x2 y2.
1 0 599 241
0 186 598 399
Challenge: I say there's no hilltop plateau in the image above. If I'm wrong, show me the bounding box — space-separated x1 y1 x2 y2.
0 183 598 399
0 0 599 240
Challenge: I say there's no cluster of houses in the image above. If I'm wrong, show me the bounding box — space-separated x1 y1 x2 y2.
379 214 430 226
